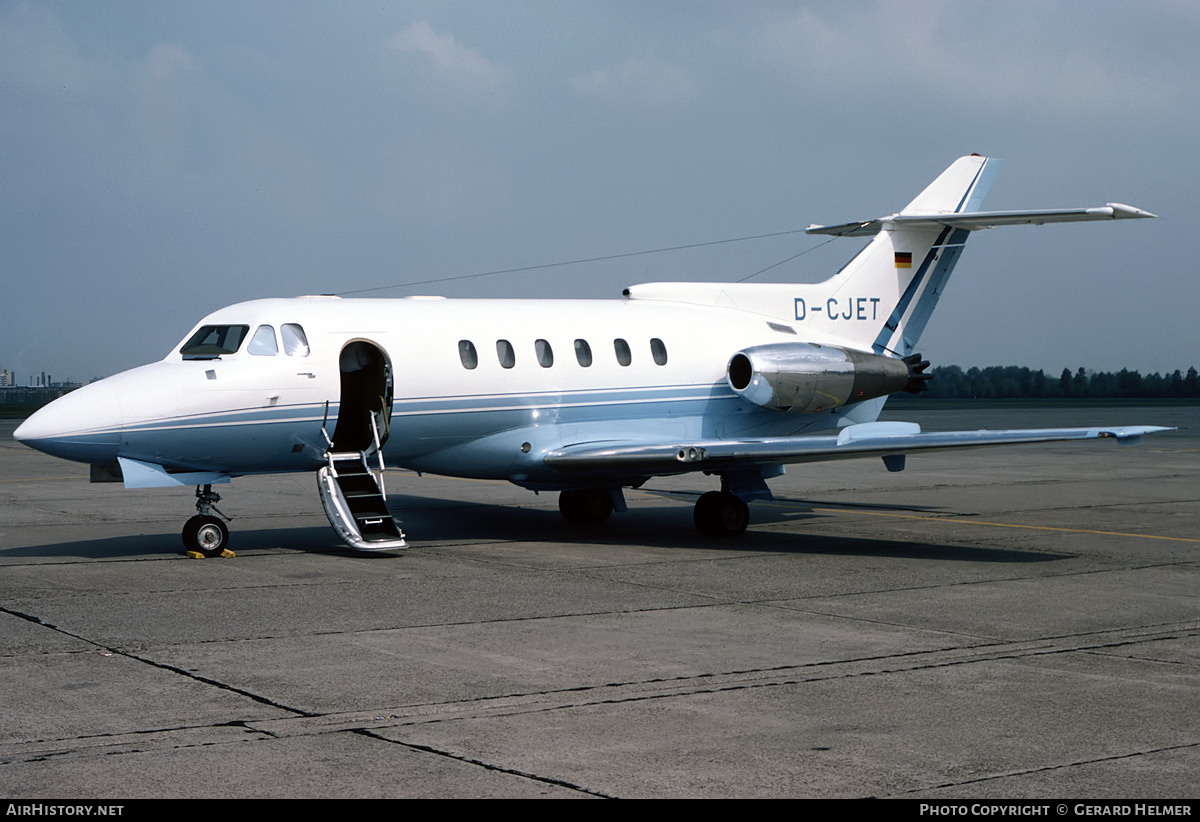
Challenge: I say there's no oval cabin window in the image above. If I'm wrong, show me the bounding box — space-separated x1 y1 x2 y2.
574 339 592 367
496 339 516 369
650 338 668 365
458 340 478 369
614 338 632 366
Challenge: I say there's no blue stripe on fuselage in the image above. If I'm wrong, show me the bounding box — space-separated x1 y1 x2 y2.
111 384 748 475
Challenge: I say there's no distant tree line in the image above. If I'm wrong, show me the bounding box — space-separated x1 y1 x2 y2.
903 365 1200 400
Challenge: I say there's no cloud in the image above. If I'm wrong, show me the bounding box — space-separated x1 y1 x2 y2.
752 1 1173 115
571 55 699 110
141 41 201 87
385 21 511 106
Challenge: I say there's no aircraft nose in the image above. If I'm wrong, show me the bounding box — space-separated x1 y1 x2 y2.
14 381 122 465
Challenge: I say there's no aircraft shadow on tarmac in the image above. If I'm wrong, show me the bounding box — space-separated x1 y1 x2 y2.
388 490 1070 564
4 489 1073 565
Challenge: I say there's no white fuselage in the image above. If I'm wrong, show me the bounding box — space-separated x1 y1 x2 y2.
16 293 864 490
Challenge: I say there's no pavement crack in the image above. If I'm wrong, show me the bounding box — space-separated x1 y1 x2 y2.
352 729 614 797
1 606 55 627
116 648 315 716
2 605 313 718
894 741 1200 796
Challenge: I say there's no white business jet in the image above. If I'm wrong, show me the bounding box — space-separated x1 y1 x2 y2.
15 155 1165 556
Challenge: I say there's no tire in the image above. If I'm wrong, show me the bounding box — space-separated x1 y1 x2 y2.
183 515 229 557
693 491 749 538
559 488 613 524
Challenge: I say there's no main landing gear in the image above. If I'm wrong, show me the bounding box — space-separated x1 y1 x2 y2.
555 485 752 538
558 488 614 524
693 491 750 538
182 484 233 558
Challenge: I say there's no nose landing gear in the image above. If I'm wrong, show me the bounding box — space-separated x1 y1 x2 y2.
183 484 234 558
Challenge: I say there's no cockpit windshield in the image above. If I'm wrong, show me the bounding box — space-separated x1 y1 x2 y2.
180 325 250 359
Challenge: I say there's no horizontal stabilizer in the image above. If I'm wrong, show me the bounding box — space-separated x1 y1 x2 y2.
807 204 1156 237
545 424 1173 474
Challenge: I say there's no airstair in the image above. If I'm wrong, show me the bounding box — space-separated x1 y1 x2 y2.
317 411 407 551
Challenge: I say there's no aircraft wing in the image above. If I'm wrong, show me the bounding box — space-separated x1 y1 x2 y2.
544 421 1172 475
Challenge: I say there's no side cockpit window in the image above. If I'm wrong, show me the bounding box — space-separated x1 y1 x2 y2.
180 325 250 360
281 323 309 357
247 325 278 356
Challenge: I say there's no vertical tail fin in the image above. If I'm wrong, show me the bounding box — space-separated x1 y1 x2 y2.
900 153 999 215
802 155 999 355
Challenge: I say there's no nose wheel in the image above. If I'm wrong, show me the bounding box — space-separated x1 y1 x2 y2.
183 515 230 557
183 485 234 557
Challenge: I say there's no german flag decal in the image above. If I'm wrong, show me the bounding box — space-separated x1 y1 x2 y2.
894 251 912 269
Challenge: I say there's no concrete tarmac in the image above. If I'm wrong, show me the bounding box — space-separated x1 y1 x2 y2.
0 405 1196 799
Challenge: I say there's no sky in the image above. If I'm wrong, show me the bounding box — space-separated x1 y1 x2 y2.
2 0 1197 383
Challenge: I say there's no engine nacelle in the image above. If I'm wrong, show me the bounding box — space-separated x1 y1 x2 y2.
726 343 929 414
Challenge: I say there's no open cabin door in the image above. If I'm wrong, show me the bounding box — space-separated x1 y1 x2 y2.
318 341 406 550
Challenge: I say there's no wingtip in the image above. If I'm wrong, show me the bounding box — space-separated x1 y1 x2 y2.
1107 203 1157 219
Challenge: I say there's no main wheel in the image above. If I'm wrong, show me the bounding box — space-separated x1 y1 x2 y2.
693 491 749 538
558 488 613 524
183 515 230 557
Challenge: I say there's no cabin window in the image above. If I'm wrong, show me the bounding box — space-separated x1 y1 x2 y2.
281 324 310 357
535 339 554 368
650 338 668 366
496 339 516 369
458 340 478 369
180 325 250 359
574 339 592 367
614 338 632 366
247 325 278 356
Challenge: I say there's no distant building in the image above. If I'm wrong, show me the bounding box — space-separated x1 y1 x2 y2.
0 368 13 387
